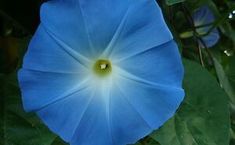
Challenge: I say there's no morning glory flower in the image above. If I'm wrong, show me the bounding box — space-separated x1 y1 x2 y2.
193 6 220 48
18 0 184 145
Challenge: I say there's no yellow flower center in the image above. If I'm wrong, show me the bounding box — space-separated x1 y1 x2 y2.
93 59 112 77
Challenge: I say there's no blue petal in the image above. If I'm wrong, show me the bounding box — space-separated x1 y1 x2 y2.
36 81 114 145
199 28 220 48
35 73 183 145
18 69 88 112
193 6 220 48
37 87 93 142
193 6 215 26
40 0 92 57
78 0 130 54
70 92 113 145
115 40 184 88
23 25 88 72
109 75 184 145
105 41 184 145
40 0 172 57
109 84 152 145
102 0 173 59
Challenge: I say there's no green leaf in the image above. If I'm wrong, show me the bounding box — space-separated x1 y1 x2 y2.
226 56 235 92
166 0 185 6
51 137 67 145
134 136 161 145
212 56 235 105
151 59 230 145
0 73 58 145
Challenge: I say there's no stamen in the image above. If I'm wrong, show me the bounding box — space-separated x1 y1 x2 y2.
100 64 107 70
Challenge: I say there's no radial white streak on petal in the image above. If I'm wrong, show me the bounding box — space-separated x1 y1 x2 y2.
88 73 115 145
42 25 92 69
37 76 91 112
76 0 96 54
101 78 114 145
114 82 152 129
113 45 157 63
113 66 183 91
69 86 97 142
100 8 130 58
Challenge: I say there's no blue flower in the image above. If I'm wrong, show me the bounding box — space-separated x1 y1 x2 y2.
18 0 184 145
193 6 220 48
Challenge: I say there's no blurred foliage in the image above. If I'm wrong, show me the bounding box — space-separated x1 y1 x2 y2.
0 0 235 145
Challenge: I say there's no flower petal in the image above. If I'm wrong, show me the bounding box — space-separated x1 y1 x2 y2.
115 40 184 87
108 75 184 145
23 25 88 72
78 0 130 55
36 79 115 145
40 0 92 57
193 6 220 48
108 84 153 145
103 0 173 59
18 69 89 112
37 87 94 142
70 94 113 145
199 29 220 48
193 6 215 26
110 77 184 145
41 0 172 58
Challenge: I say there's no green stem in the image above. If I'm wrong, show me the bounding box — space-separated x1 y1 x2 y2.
0 9 30 34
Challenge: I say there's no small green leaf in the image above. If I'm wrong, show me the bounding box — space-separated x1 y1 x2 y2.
166 0 185 6
151 59 230 145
